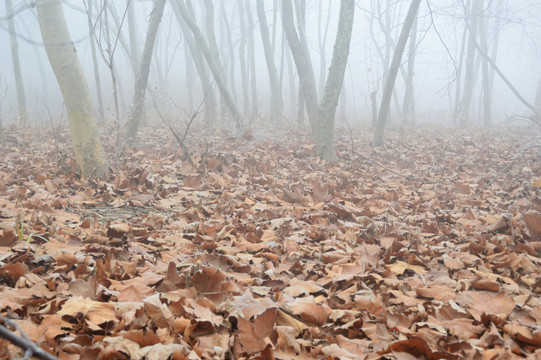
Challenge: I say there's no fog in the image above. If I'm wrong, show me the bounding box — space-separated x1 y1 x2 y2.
1 0 541 128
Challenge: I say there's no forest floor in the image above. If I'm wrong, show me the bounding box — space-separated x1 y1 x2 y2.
0 124 540 359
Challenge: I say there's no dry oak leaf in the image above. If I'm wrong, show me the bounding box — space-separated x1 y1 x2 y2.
58 296 117 326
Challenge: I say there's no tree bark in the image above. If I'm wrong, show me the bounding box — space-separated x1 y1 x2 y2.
5 0 27 127
238 0 249 115
127 0 141 70
478 0 491 126
400 14 418 133
176 0 243 130
281 0 318 134
316 0 355 161
459 0 480 128
246 0 258 120
125 0 167 145
36 0 109 178
85 0 105 122
317 1 332 97
373 0 422 146
220 1 238 105
256 0 283 125
169 0 217 124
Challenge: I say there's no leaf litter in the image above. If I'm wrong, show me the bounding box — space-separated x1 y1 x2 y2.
0 126 540 359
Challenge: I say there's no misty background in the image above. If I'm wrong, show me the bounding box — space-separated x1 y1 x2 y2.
1 0 540 128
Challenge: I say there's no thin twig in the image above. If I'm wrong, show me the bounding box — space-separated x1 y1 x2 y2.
0 317 58 360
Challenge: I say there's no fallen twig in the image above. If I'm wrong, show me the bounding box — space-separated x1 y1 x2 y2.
0 317 58 360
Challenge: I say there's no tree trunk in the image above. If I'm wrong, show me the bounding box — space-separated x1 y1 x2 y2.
316 0 355 161
183 40 194 113
453 4 469 124
371 92 378 128
36 0 109 178
169 0 217 124
238 0 249 115
373 0 421 147
459 0 480 128
478 0 491 126
125 0 167 145
127 0 141 70
400 14 418 133
281 0 318 134
220 1 238 106
317 1 332 97
246 0 258 120
85 0 105 122
176 0 243 130
283 30 297 121
256 0 283 125
5 0 27 127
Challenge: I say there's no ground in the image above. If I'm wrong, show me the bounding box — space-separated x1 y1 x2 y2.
0 124 540 359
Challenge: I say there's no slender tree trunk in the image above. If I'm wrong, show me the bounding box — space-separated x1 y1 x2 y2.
281 0 318 134
257 0 283 125
177 0 243 130
127 0 141 70
316 0 355 161
17 15 49 103
478 0 491 126
459 0 480 128
220 1 238 105
453 4 469 123
371 92 378 128
485 0 504 123
238 0 249 115
283 30 297 121
246 0 258 120
400 14 418 133
169 0 217 124
183 40 194 113
203 0 227 119
36 0 109 177
125 0 167 145
85 0 105 122
373 0 422 146
317 1 332 97
5 0 27 126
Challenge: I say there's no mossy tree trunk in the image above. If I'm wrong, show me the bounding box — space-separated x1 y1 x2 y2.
36 0 109 178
